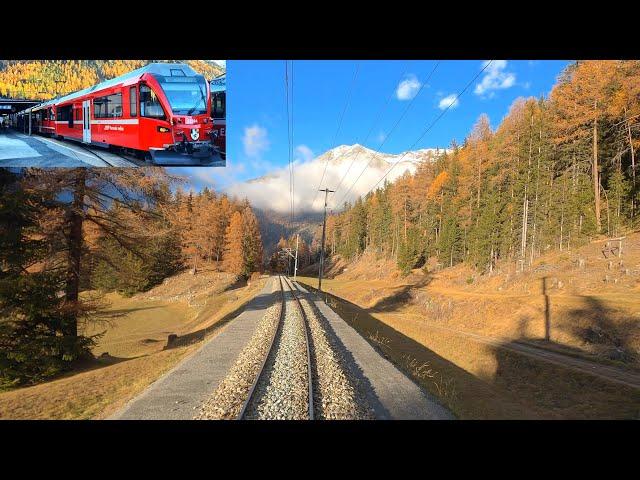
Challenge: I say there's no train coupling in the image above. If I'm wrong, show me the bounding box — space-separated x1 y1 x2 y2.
149 135 225 166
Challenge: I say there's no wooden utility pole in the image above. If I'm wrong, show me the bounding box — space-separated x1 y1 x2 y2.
318 188 334 294
294 234 299 281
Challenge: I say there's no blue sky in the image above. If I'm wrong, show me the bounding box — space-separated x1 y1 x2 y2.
174 59 570 194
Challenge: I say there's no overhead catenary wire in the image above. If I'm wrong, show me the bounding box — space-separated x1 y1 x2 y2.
362 60 494 199
291 62 295 224
310 62 361 209
364 60 493 196
285 60 294 224
331 61 416 203
334 61 441 208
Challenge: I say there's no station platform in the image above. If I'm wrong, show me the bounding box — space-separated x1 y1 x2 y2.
0 129 137 167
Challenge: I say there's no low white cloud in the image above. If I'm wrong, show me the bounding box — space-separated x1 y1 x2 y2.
474 60 516 97
243 124 270 157
225 146 420 214
294 144 314 162
396 74 422 100
438 94 459 110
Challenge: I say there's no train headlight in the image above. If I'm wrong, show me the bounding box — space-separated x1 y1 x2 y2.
157 126 171 133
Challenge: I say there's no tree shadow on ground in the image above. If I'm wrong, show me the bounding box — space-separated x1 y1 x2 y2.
164 283 277 350
300 281 535 419
223 276 248 292
103 305 165 316
490 336 640 419
301 279 640 419
489 278 640 418
521 276 638 365
367 275 433 312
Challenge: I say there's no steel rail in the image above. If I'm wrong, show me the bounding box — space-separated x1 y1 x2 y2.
77 143 118 167
282 275 315 420
237 275 286 420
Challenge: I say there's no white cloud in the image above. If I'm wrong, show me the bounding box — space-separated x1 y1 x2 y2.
396 74 422 100
376 131 386 143
213 60 226 68
294 144 314 162
438 94 459 110
225 146 421 214
474 60 516 97
243 124 270 157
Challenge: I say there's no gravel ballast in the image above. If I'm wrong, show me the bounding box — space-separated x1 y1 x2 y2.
196 276 376 420
243 279 310 419
195 281 283 420
291 280 375 420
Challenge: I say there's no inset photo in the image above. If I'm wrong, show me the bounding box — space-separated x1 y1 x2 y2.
0 60 226 167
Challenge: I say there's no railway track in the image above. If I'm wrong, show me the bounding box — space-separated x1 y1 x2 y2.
77 143 141 167
239 275 314 420
196 274 373 420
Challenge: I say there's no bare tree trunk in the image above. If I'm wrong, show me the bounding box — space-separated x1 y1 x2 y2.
625 107 636 217
521 197 528 258
530 122 542 266
559 177 566 251
403 197 407 241
64 168 87 339
593 101 601 233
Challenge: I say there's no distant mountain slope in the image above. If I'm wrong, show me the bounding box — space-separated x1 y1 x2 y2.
0 60 224 100
254 208 323 258
228 143 449 214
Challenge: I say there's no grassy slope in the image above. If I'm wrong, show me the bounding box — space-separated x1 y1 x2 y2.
0 268 266 419
298 232 640 419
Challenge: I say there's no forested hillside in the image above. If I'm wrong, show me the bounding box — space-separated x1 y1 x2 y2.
0 168 262 388
0 60 224 100
327 60 640 275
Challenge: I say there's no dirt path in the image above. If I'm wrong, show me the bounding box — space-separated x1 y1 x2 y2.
391 318 640 390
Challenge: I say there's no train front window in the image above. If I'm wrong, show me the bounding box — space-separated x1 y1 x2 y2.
155 75 207 115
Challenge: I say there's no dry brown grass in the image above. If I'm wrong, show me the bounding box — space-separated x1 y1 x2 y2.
298 235 640 418
0 346 197 420
0 269 266 419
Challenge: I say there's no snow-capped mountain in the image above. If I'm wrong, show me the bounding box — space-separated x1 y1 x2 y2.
226 144 448 214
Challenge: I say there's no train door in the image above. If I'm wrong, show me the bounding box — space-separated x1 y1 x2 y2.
82 100 91 143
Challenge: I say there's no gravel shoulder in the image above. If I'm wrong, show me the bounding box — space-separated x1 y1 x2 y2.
109 277 277 420
295 282 454 420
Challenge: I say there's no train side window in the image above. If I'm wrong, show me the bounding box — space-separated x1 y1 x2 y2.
212 92 225 119
93 93 123 119
94 97 107 119
129 87 137 117
57 105 72 122
139 85 166 120
109 93 122 118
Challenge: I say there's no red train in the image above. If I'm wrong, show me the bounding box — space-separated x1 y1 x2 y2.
210 74 226 160
11 63 225 166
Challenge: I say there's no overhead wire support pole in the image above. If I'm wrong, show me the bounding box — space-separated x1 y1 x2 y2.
294 234 299 282
318 188 335 295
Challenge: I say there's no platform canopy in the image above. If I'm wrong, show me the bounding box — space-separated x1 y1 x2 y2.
0 97 40 115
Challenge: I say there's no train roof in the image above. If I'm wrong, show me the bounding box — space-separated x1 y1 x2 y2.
54 62 201 106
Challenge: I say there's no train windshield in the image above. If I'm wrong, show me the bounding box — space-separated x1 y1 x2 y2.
155 75 208 115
